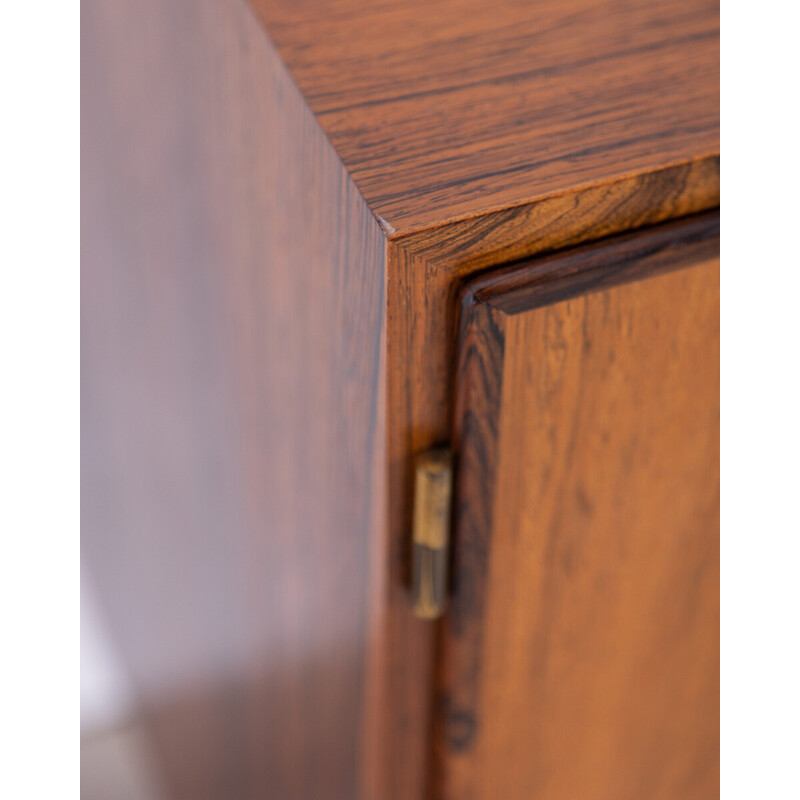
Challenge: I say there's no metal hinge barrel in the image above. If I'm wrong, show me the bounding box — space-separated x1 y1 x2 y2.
411 448 453 619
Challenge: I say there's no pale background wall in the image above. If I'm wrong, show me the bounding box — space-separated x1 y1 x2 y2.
81 569 133 733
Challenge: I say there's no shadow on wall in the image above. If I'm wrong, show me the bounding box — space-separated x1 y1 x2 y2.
82 571 167 799
81 567 369 800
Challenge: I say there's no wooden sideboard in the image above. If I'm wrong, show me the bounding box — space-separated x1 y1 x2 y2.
82 0 719 798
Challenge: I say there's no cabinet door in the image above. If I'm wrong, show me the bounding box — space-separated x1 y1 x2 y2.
436 213 719 800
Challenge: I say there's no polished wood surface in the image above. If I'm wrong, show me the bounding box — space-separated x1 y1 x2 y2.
380 167 719 800
251 0 719 234
82 0 719 797
439 217 720 799
82 0 387 797
381 203 720 800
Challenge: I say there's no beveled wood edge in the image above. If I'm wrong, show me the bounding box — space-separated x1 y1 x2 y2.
387 155 719 247
467 209 719 315
432 288 507 790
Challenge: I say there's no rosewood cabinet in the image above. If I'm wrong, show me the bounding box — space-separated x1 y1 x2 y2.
82 0 719 798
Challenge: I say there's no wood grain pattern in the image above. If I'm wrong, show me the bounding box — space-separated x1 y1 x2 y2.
83 0 720 797
438 216 720 799
469 211 720 314
380 176 719 800
81 1 389 798
251 0 719 234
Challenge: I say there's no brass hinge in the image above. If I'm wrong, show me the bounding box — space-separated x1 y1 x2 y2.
411 448 453 620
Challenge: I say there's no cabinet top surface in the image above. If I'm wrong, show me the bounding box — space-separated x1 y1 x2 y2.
251 0 719 236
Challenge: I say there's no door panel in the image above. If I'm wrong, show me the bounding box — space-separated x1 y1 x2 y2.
437 214 719 800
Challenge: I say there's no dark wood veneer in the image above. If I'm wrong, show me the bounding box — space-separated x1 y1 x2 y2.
82 0 720 797
82 1 386 797
251 0 719 235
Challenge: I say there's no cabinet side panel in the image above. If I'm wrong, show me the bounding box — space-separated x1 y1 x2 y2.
81 2 386 799
440 257 719 799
